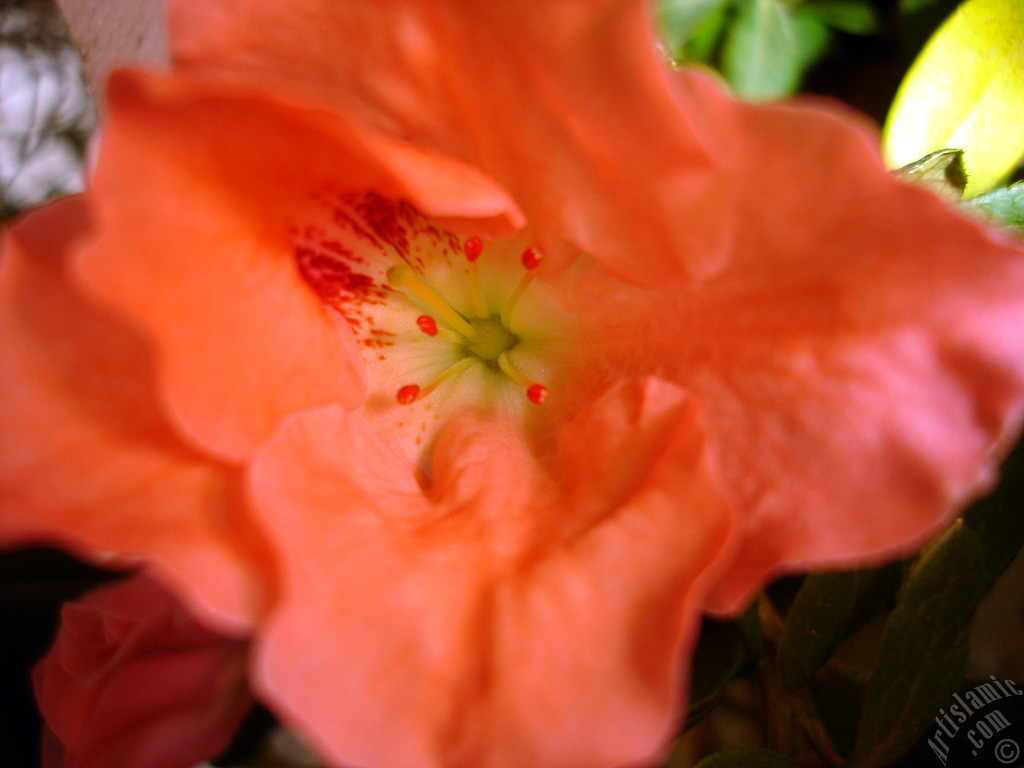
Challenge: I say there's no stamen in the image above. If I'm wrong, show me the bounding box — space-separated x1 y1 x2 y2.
387 265 477 339
396 357 477 405
500 247 542 326
415 314 461 342
497 352 547 405
464 237 483 262
521 247 543 270
397 384 420 404
416 315 438 336
527 384 549 404
466 257 489 318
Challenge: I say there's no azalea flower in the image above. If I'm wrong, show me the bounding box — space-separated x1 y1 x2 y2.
34 573 251 768
4 2 1024 768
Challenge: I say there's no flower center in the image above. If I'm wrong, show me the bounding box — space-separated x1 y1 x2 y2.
465 317 518 362
292 191 557 438
384 240 548 405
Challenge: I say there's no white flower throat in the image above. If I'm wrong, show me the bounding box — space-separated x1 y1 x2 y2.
385 242 548 406
291 191 557 455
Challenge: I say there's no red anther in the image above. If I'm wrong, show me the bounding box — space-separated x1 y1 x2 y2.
397 384 420 404
416 315 438 336
527 384 548 404
464 236 484 262
521 247 542 270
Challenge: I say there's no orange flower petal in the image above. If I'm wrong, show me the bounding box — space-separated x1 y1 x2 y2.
554 74 1024 614
0 196 265 631
248 379 732 768
77 70 521 462
166 0 733 285
691 89 1024 613
11 9 1024 766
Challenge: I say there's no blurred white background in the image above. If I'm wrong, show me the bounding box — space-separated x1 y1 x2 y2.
1 0 93 220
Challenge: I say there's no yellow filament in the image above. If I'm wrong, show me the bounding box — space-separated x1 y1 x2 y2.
387 266 477 339
500 272 536 326
419 356 477 399
497 352 533 389
433 326 463 343
467 261 489 318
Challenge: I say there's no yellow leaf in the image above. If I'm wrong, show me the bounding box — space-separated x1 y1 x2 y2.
883 0 1024 197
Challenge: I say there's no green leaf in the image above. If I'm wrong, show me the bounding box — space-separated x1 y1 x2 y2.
777 572 858 693
684 619 748 729
964 182 1024 237
811 672 865 759
883 0 1024 197
721 0 831 101
851 442 1024 768
894 148 967 201
804 0 876 34
657 0 735 58
960 438 1024 583
686 3 733 62
898 0 939 14
850 532 980 767
694 746 795 768
777 564 900 692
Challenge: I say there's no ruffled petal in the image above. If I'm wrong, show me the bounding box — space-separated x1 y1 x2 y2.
560 74 1024 614
0 196 265 630
690 88 1024 613
166 0 732 285
77 70 521 462
248 379 732 768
